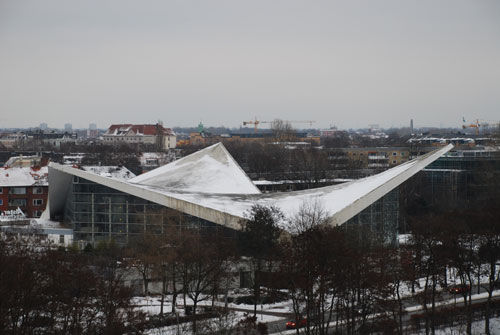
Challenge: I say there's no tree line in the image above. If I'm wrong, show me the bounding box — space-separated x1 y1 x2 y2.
1 198 499 334
118 196 499 335
0 238 145 334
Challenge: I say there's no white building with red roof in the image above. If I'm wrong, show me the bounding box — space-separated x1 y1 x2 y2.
102 123 176 149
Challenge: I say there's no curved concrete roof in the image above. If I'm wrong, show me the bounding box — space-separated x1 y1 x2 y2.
49 143 453 231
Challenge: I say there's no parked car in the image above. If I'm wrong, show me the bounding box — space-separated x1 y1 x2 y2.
285 318 307 329
448 284 470 294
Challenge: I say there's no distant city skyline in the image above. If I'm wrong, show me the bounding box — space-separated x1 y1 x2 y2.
1 0 499 129
0 120 488 131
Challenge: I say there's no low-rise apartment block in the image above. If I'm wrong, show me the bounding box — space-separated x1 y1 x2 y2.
0 166 48 218
344 147 410 168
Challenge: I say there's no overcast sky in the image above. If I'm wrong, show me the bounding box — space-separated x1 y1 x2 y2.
1 0 499 129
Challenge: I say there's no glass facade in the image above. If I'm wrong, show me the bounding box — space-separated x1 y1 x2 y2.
65 176 401 246
422 150 500 205
65 176 237 245
343 189 399 246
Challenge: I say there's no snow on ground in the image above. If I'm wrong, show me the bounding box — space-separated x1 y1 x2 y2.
133 295 292 317
390 258 498 300
420 317 500 335
136 295 284 335
144 311 281 335
406 290 500 313
222 300 294 314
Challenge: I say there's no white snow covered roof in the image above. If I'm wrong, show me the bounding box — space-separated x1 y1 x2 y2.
130 143 261 194
0 166 48 187
49 143 453 231
81 166 136 180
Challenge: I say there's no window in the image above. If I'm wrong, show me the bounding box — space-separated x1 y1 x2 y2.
9 187 26 195
9 198 27 207
392 152 397 156
59 235 65 244
33 210 42 217
0 187 2 194
33 199 44 206
0 199 2 206
392 160 397 164
33 187 43 194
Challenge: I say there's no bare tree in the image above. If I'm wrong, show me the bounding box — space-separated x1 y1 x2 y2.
239 205 283 318
175 231 232 333
126 233 160 296
271 119 296 142
0 237 145 334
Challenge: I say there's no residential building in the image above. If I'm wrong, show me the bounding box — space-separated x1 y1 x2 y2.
184 131 320 146
0 166 49 218
343 147 411 168
102 123 176 149
320 127 338 137
0 132 28 148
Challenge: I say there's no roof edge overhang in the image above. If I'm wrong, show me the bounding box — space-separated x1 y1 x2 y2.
328 144 454 226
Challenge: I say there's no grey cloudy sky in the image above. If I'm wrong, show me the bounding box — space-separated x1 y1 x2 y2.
1 0 499 129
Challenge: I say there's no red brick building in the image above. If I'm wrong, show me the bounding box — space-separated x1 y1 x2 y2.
0 166 48 218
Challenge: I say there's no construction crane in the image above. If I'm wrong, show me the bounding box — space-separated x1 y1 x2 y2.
242 118 316 133
462 118 481 135
462 118 499 136
242 118 272 133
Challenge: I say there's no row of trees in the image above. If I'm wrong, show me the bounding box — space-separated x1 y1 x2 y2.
405 204 500 335
1 200 498 334
237 199 500 335
117 194 499 335
225 141 347 185
125 228 236 333
0 238 145 335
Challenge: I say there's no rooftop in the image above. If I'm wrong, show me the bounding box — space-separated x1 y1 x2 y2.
0 166 48 187
105 124 175 136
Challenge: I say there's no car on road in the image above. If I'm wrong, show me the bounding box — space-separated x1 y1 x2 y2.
448 284 470 294
285 318 307 329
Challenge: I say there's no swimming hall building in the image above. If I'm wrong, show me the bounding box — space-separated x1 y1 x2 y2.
48 143 453 245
